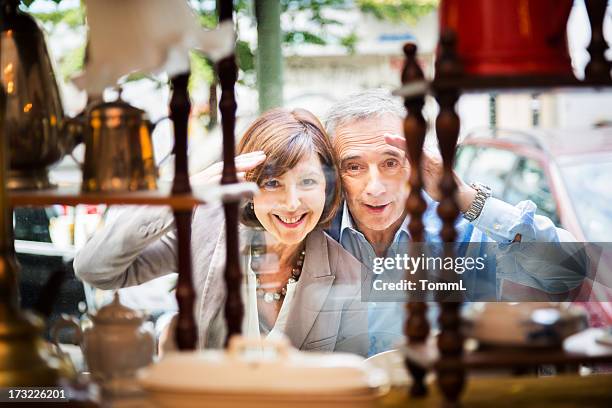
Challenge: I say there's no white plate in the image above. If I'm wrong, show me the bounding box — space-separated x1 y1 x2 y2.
139 336 389 396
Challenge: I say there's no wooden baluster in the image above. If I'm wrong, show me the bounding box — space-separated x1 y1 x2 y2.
401 43 430 398
170 73 197 350
434 27 464 408
435 87 464 407
436 31 462 78
584 0 611 81
217 0 243 345
171 74 192 196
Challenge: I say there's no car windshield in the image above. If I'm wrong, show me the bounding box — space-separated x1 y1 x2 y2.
561 158 612 242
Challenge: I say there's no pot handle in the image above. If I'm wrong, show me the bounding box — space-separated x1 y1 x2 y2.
147 116 175 167
227 335 291 360
62 116 85 169
50 313 83 347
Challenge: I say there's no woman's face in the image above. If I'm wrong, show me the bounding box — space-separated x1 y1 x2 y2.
253 153 327 245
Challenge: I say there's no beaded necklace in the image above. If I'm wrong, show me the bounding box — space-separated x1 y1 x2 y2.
251 247 305 303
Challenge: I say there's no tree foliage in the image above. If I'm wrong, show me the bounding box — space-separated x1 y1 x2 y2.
21 0 437 89
357 0 438 24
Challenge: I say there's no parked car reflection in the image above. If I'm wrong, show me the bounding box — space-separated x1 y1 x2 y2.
455 126 612 326
456 126 612 241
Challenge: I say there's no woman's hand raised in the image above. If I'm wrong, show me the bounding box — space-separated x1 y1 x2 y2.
190 151 266 186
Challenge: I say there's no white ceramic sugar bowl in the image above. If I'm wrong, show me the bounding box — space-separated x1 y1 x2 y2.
82 293 155 389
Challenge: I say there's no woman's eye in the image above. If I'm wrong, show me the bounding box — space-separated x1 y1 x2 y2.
262 179 280 189
300 178 317 187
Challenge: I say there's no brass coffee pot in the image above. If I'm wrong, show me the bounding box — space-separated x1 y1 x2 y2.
0 0 76 190
68 96 163 192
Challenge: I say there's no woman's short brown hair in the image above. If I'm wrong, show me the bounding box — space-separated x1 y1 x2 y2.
237 108 341 229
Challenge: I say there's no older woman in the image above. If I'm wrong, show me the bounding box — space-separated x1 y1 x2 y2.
74 108 368 355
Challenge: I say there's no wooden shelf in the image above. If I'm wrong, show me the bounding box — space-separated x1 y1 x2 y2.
380 374 612 408
9 181 259 209
403 329 612 371
394 75 612 97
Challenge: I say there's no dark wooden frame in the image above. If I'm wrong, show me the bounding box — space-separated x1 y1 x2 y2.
1 0 611 401
399 1 612 407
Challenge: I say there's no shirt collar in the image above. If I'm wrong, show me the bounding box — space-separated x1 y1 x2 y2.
339 201 410 244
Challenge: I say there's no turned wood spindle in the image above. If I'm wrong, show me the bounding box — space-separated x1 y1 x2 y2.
217 0 244 345
401 42 430 398
435 30 462 78
434 85 465 407
170 73 197 350
434 90 460 244
584 0 611 81
171 74 192 196
437 301 464 408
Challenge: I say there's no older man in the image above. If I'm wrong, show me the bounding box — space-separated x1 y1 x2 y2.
324 89 582 356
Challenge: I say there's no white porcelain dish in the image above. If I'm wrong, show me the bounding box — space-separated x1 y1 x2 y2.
138 336 389 408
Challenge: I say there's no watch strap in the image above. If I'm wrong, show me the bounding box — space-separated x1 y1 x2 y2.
463 182 492 222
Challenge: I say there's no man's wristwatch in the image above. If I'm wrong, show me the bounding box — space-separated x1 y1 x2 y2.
463 182 492 222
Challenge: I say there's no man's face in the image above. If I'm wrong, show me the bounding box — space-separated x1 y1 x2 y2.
333 114 409 233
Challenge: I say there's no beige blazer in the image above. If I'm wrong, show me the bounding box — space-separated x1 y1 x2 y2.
74 204 369 356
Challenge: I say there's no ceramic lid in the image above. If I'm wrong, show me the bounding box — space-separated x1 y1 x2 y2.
138 336 389 395
92 293 145 325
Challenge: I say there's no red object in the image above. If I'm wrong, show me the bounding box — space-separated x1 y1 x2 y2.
85 205 99 215
439 0 574 76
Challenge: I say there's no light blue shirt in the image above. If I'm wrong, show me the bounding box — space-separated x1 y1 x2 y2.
338 194 582 356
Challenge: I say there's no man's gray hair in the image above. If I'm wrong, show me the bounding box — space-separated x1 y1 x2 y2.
324 88 406 138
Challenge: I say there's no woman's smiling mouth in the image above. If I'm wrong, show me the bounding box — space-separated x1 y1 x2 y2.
274 213 307 228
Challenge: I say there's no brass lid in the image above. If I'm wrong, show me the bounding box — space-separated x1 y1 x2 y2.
92 292 144 325
87 98 149 128
89 98 146 117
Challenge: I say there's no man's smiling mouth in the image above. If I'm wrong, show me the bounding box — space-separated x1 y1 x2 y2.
363 203 389 213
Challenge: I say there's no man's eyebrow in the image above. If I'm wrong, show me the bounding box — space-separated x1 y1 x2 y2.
380 149 403 158
340 155 361 162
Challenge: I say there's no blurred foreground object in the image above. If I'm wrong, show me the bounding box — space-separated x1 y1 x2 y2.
0 0 77 190
73 0 235 94
0 84 60 386
139 336 389 408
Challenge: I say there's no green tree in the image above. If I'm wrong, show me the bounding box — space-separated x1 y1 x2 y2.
22 0 437 115
358 0 438 24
